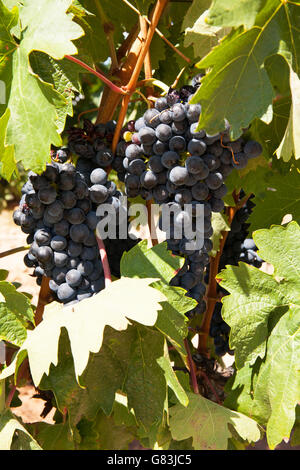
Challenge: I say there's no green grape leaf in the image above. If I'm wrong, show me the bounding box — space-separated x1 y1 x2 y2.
157 340 188 407
249 95 291 162
30 51 81 133
27 422 75 450
77 395 139 450
221 264 285 368
223 165 270 208
0 409 41 450
191 1 300 139
224 361 266 424
120 240 183 284
0 108 16 181
207 0 264 29
40 326 131 426
5 46 65 173
225 308 300 450
0 0 18 117
152 282 192 354
83 409 137 450
73 11 108 66
248 168 300 231
19 0 83 59
0 278 165 385
41 324 167 432
219 222 300 447
0 0 18 45
113 393 137 428
182 0 230 59
219 222 300 369
0 280 34 347
276 67 300 161
252 307 300 449
169 392 261 450
210 212 230 257
264 53 291 97
0 270 8 281
121 241 191 353
0 0 84 173
123 324 166 430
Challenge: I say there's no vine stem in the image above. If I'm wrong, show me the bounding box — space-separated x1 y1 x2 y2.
35 276 52 326
140 15 154 99
122 0 191 64
0 245 30 259
77 107 99 124
64 55 127 95
184 338 199 394
96 236 112 288
198 191 240 355
96 1 167 124
125 0 168 93
111 0 168 153
197 370 221 405
95 0 119 71
112 94 131 154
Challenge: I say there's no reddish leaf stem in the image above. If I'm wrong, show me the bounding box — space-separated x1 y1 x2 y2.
35 276 52 326
111 0 168 152
96 236 112 287
64 55 127 95
197 370 222 405
140 15 154 99
184 338 199 394
125 0 168 92
198 191 240 355
122 0 191 64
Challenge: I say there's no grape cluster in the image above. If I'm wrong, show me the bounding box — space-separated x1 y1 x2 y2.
115 89 261 207
13 151 112 306
209 196 263 356
67 119 140 277
114 84 262 317
219 196 263 269
12 78 264 327
167 229 211 317
67 118 116 183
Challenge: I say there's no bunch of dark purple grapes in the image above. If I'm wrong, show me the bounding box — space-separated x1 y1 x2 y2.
12 148 123 306
209 195 263 356
112 83 262 318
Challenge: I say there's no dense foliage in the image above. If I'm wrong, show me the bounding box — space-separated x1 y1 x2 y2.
0 0 299 452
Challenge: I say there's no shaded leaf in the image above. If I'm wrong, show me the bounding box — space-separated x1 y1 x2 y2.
220 222 300 448
210 212 230 257
0 409 41 450
1 278 165 385
248 168 300 231
169 392 261 450
192 1 300 139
